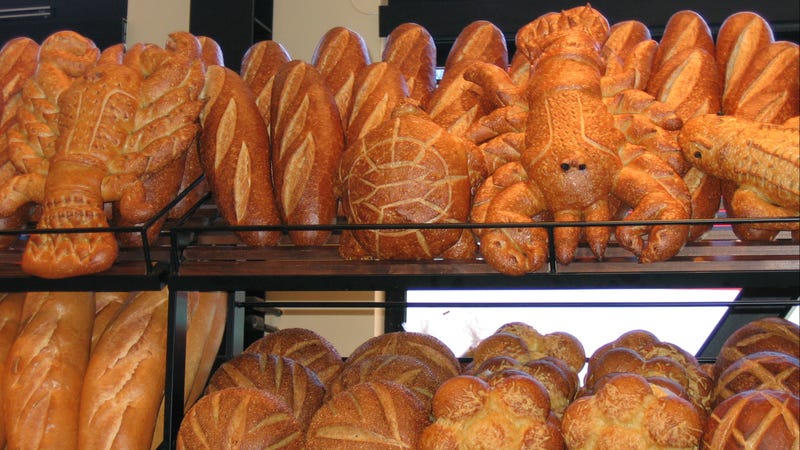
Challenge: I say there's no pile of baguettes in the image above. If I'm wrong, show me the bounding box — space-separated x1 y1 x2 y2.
0 290 228 450
174 317 799 449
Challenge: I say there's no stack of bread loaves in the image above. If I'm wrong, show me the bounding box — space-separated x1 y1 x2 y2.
0 289 227 450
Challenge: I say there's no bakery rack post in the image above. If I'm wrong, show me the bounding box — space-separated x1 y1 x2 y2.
162 196 799 449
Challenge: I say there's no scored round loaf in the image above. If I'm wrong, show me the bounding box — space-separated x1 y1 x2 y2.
306 380 430 449
715 317 800 379
205 353 325 429
327 354 440 409
243 327 343 389
703 389 799 449
344 331 461 384
713 351 800 407
177 387 304 449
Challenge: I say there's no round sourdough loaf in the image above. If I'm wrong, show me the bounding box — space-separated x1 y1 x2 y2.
345 331 461 384
327 354 440 409
177 387 304 449
306 380 430 449
712 351 800 407
715 317 800 378
703 389 799 449
243 327 343 388
205 353 325 429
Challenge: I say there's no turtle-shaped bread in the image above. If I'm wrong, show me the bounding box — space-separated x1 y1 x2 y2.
337 106 485 260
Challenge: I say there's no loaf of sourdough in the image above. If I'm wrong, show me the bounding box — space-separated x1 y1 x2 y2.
703 389 799 449
240 39 291 129
205 353 325 429
177 387 305 449
382 22 437 106
444 20 508 71
3 291 95 450
712 351 800 407
651 10 715 73
307 380 430 449
243 327 344 388
311 26 371 122
270 60 344 245
198 64 282 246
78 288 168 450
714 317 800 378
345 331 461 384
0 292 25 448
345 61 409 144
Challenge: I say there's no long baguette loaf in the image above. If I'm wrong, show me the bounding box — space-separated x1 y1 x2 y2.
77 288 169 450
0 292 25 449
198 64 282 246
91 291 131 351
3 291 95 450
382 22 437 106
270 60 344 245
183 291 228 409
312 26 371 123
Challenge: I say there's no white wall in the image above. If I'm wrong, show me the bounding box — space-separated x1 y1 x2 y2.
125 0 191 46
273 0 385 62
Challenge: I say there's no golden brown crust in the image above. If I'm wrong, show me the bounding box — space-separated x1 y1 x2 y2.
3 292 95 450
444 20 508 72
647 47 722 121
345 331 461 385
240 40 291 125
78 288 168 450
183 291 228 409
0 292 25 448
713 351 800 407
206 353 325 429
198 64 282 246
652 10 715 73
703 389 799 449
243 327 344 389
177 387 305 450
715 12 774 109
714 317 800 378
312 26 371 121
382 22 437 106
346 61 410 145
270 60 344 245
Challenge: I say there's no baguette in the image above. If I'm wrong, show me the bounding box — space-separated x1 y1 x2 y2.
0 292 25 449
198 64 282 246
311 26 371 122
382 22 437 106
715 12 774 111
270 60 344 245
183 291 228 409
651 10 715 73
647 47 722 121
3 291 95 450
78 288 169 450
91 291 131 351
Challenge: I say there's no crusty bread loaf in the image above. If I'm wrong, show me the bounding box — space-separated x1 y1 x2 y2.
78 288 168 450
652 10 715 73
0 36 38 120
563 372 704 449
683 166 722 241
183 291 228 409
327 354 440 409
243 327 343 389
90 292 130 351
714 317 800 378
0 292 25 448
715 12 774 111
601 20 657 96
240 40 291 128
724 40 799 124
345 61 410 145
270 60 344 246
703 389 799 449
420 373 564 449
311 26 371 122
345 331 461 384
177 387 305 449
198 64 283 246
647 46 722 121
307 380 430 449
444 20 508 72
382 22 437 106
205 353 325 430
713 351 799 407
423 58 497 137
3 291 95 450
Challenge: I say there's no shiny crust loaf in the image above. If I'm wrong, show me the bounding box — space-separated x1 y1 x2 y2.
311 26 371 122
382 22 437 105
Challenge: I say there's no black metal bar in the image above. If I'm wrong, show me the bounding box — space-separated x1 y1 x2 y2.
384 290 408 332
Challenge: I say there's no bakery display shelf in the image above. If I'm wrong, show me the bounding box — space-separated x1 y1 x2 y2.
0 176 205 292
